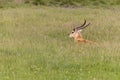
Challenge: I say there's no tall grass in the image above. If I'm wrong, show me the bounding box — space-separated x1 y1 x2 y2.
0 6 120 80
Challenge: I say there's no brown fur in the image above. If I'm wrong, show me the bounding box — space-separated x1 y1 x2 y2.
69 31 96 44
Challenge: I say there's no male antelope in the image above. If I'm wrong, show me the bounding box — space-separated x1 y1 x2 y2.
69 20 96 44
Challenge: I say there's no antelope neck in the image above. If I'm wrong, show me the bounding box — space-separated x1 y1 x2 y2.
74 32 83 41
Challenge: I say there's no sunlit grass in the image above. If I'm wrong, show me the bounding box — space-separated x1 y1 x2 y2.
0 6 120 80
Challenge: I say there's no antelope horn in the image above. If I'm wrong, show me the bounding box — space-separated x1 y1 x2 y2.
73 19 86 31
80 23 90 29
75 20 86 29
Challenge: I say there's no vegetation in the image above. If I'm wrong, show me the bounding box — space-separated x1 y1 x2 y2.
1 0 120 7
0 6 120 80
0 0 120 80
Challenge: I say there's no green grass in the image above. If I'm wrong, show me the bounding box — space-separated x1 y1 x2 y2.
0 6 120 80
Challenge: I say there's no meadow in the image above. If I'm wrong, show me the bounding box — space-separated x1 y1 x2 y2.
0 6 120 80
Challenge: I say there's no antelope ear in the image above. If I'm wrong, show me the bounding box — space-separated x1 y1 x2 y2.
73 28 76 31
72 28 77 32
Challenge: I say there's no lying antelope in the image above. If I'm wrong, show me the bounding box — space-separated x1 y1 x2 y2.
69 20 96 44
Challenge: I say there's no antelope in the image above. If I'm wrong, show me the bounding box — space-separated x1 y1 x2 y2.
69 20 96 44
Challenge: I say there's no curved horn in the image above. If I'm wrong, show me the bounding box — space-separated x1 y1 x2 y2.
75 19 86 30
80 23 90 29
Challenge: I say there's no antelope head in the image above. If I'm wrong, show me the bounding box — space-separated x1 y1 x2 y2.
69 20 90 38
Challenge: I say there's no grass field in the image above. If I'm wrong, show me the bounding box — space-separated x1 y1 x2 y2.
0 6 120 80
